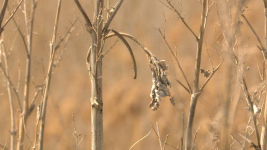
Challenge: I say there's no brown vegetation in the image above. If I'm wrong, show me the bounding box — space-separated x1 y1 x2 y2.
1 0 267 150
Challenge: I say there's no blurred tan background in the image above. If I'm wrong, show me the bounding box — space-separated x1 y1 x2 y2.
0 0 266 149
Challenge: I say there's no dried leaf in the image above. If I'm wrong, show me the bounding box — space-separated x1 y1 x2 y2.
148 55 172 111
169 96 175 106
201 69 210 78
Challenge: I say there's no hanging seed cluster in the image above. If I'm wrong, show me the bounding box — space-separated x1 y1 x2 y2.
148 56 174 111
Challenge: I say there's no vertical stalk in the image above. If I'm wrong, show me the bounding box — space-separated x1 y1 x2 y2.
261 1 267 149
0 1 12 149
38 0 61 149
1 44 15 150
185 1 208 150
17 0 36 149
90 0 104 149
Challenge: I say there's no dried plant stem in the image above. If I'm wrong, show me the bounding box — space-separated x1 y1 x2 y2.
152 124 178 150
241 77 261 149
261 94 267 150
102 0 123 32
239 133 260 150
90 1 104 149
185 1 208 150
192 127 201 150
1 0 23 30
1 42 15 150
129 129 152 150
165 0 198 40
0 0 8 35
180 113 184 150
242 14 267 59
163 135 169 150
261 2 267 149
38 0 61 149
17 0 37 149
0 63 22 110
156 123 164 150
158 29 192 94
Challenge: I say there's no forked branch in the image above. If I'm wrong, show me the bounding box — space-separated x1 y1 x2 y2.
102 0 124 32
1 0 23 30
240 76 261 149
0 0 8 27
163 0 198 40
38 0 62 149
158 28 192 94
242 14 267 59
73 0 92 27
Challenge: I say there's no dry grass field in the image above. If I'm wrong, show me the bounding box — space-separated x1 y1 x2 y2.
1 0 267 149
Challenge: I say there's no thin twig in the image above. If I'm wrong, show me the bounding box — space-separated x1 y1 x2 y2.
151 124 178 150
238 133 259 150
0 0 8 28
231 134 243 148
242 14 265 51
102 0 124 32
156 122 164 150
1 0 23 29
192 127 201 150
8 7 28 54
165 0 198 40
163 135 169 150
101 37 118 57
0 63 22 111
240 76 261 149
129 129 152 150
180 113 184 150
200 58 224 91
73 0 92 27
38 0 62 149
158 28 192 93
175 79 190 94
17 0 38 148
1 40 16 150
32 103 41 150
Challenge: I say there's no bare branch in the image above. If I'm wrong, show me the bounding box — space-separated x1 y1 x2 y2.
151 124 179 150
0 0 8 27
192 127 202 149
8 9 28 54
158 28 192 93
242 14 266 59
175 79 190 94
156 123 164 150
129 129 152 150
38 0 62 149
1 0 23 29
240 76 261 149
73 0 92 27
164 0 198 40
163 135 169 150
54 18 78 51
180 113 184 150
102 0 124 32
186 0 209 149
0 63 22 111
1 40 16 150
238 133 260 150
200 58 224 91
